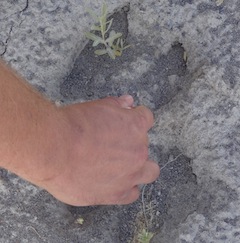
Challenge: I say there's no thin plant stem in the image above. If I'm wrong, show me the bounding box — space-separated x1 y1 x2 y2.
161 153 183 171
141 153 184 230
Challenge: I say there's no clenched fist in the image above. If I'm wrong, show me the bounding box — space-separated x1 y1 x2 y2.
38 95 160 206
0 61 159 206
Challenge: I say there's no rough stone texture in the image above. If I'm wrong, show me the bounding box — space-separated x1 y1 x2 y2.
0 0 129 98
1 0 240 242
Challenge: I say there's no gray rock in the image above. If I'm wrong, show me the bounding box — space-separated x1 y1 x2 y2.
0 0 129 98
1 0 240 242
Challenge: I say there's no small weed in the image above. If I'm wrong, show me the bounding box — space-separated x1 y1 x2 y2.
133 154 184 243
75 217 84 225
138 229 154 243
86 2 130 59
215 0 224 6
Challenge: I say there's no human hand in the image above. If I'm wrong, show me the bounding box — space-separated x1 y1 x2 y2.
0 62 159 206
31 96 160 206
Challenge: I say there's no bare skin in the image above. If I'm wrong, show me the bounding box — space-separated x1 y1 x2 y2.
0 61 160 206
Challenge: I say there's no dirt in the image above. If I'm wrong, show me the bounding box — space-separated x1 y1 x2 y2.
58 5 198 242
60 6 188 110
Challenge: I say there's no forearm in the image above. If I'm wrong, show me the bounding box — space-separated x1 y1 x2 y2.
0 61 61 182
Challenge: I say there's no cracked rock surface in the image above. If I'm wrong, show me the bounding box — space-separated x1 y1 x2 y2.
1 0 240 242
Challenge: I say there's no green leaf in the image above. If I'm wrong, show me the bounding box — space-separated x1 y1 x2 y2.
109 30 116 36
106 47 116 59
91 25 101 31
93 38 105 46
105 18 113 33
85 32 102 42
120 38 124 48
75 217 84 225
138 229 154 243
95 49 108 55
106 32 122 46
101 2 107 17
116 38 120 47
100 15 107 35
99 2 108 34
122 44 131 50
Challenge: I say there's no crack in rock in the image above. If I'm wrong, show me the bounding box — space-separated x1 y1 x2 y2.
0 0 28 56
0 25 13 56
20 0 29 14
0 0 29 21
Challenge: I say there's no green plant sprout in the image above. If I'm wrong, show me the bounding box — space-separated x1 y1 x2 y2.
215 0 224 6
75 217 84 225
85 2 130 59
138 229 154 243
136 153 184 243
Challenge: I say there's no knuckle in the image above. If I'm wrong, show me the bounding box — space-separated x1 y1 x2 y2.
129 145 148 174
145 162 160 184
134 145 149 167
136 113 148 130
135 107 154 130
115 187 140 205
128 188 140 203
150 165 160 182
110 190 128 203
